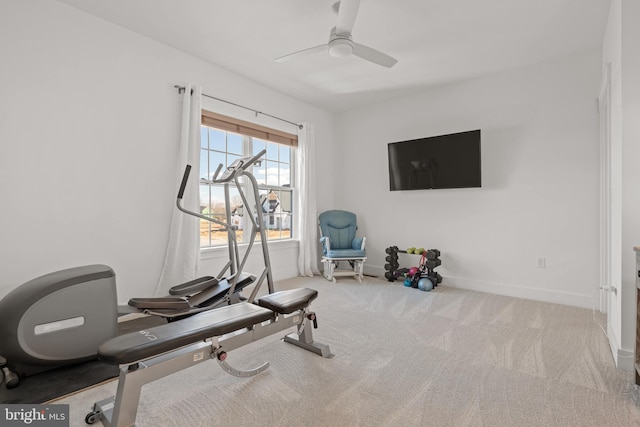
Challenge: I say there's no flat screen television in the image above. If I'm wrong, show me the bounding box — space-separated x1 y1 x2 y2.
388 129 481 191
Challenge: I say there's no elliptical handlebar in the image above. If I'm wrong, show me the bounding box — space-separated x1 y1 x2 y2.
177 165 191 200
240 148 267 170
202 149 267 184
174 148 267 226
175 164 232 229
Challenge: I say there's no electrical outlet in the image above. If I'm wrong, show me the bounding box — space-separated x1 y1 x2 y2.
536 257 546 268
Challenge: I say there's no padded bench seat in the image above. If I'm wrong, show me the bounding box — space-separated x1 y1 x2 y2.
257 288 318 314
99 302 274 365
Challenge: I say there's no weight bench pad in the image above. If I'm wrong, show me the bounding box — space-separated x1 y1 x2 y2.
98 303 274 365
258 288 318 314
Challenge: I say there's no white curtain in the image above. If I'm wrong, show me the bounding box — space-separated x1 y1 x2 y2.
155 84 202 296
296 123 320 276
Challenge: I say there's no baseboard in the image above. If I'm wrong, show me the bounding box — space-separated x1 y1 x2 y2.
365 265 594 309
615 349 635 372
605 325 635 372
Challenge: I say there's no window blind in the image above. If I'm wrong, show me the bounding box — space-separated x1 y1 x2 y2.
201 110 298 147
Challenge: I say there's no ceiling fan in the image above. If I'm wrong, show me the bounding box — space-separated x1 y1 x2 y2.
275 0 397 68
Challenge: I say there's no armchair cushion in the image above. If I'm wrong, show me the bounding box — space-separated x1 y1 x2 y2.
325 248 366 258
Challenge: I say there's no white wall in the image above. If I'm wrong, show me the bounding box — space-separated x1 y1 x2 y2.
335 49 602 309
0 0 334 304
602 0 640 370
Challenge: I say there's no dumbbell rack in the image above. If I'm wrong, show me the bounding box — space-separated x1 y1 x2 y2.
384 246 442 287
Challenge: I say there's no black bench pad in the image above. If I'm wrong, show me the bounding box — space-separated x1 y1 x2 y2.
258 288 317 314
99 303 274 365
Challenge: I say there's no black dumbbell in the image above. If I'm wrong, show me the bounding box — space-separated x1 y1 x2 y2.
384 262 399 271
426 249 441 259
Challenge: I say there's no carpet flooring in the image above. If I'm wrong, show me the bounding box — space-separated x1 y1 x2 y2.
53 275 640 426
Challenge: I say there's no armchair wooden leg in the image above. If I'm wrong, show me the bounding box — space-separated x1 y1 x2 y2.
322 258 335 282
355 260 364 282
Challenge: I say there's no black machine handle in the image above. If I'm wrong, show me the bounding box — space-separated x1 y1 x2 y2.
175 164 232 229
177 165 191 200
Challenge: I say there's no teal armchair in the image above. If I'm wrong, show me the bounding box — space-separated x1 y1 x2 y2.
318 210 367 282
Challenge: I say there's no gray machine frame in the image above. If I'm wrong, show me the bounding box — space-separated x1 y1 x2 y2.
122 149 276 320
179 148 275 300
86 296 331 427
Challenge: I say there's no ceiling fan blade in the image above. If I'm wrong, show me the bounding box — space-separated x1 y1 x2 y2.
352 42 397 68
335 0 360 35
274 45 326 63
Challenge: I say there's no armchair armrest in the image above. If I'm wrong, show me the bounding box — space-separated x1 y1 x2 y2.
352 237 366 251
320 236 331 255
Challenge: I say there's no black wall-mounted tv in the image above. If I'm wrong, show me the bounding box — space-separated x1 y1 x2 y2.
388 129 481 191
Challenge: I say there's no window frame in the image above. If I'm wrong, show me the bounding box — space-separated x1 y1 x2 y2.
199 110 297 250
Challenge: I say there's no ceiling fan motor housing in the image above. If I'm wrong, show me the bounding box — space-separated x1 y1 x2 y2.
328 36 354 57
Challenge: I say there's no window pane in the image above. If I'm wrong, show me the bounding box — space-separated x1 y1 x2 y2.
199 155 208 180
209 185 225 208
200 221 212 247
253 139 266 157
266 141 278 161
279 163 290 187
208 152 226 179
227 132 243 155
276 214 284 239
209 128 225 151
253 160 266 185
199 185 212 247
279 145 290 163
265 160 278 186
199 185 211 212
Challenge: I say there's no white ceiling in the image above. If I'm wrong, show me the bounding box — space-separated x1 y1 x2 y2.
57 0 610 113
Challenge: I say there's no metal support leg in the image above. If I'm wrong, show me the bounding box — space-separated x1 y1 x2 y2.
87 341 215 427
283 314 333 358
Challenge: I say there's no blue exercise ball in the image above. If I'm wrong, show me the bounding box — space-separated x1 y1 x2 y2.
417 278 434 291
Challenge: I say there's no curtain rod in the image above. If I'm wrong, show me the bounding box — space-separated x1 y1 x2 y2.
174 85 303 130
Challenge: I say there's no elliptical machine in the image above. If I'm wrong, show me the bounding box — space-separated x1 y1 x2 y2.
0 151 274 388
126 149 275 319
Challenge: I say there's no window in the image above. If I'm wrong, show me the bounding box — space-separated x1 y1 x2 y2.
199 110 296 248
